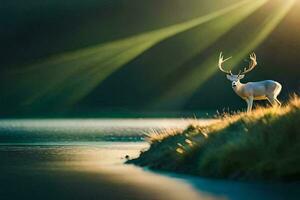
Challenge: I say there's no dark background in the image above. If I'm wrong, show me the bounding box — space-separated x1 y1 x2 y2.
0 0 299 118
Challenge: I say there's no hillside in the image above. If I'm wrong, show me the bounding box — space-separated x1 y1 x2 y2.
128 96 300 181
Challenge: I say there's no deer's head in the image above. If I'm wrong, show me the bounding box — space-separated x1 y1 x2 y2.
218 52 257 88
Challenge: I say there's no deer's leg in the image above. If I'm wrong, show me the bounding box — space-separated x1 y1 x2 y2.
267 96 277 107
245 97 253 112
248 96 253 112
275 98 281 106
245 99 250 112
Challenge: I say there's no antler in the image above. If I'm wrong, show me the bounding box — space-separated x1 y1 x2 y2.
218 52 232 75
238 52 257 75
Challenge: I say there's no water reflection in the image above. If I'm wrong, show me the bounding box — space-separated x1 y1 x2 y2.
0 143 222 200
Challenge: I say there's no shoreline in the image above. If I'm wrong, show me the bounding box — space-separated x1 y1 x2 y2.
128 97 300 182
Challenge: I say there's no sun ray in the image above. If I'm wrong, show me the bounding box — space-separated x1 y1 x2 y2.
3 0 254 108
153 0 295 109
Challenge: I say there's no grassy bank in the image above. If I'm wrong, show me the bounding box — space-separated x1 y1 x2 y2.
128 96 300 181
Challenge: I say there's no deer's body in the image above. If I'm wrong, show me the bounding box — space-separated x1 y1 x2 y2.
232 80 282 111
219 52 282 112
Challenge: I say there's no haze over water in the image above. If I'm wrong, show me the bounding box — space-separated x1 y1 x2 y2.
0 119 202 144
0 119 298 200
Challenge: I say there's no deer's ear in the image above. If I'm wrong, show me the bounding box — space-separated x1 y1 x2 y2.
226 74 234 81
238 75 245 79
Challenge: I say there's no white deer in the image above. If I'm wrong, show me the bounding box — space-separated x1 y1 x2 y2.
218 52 282 112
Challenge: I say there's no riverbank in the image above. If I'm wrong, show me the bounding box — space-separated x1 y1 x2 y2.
128 96 300 181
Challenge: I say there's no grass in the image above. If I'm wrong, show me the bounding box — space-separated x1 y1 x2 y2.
128 95 300 181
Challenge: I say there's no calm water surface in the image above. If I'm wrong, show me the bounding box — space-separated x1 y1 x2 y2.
0 118 209 143
0 119 298 200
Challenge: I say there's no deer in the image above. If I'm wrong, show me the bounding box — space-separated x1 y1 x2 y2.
218 52 282 112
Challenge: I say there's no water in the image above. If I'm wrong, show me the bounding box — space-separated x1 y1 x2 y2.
0 118 203 143
0 119 299 200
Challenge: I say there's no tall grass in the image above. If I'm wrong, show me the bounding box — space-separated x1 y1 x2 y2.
128 96 300 181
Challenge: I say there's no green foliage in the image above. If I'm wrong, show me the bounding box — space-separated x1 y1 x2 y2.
128 97 300 181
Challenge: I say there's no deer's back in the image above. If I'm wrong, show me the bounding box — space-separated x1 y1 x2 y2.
243 80 281 97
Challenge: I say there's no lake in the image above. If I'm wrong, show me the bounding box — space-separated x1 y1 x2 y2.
0 119 299 200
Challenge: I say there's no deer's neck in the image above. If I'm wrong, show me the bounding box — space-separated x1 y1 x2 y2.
233 81 245 96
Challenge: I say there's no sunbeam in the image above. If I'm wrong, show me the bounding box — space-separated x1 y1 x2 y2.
153 0 295 109
126 0 269 92
3 0 254 109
